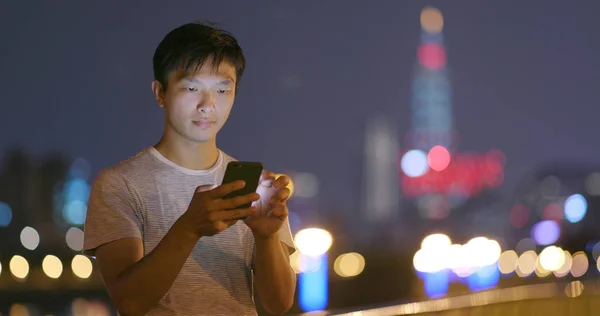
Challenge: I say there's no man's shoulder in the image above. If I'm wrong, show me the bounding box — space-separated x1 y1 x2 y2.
94 148 154 185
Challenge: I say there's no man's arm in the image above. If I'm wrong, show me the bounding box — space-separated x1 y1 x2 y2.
253 234 296 315
90 181 259 316
94 218 199 316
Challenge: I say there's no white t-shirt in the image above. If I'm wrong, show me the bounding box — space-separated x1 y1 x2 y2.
83 147 296 315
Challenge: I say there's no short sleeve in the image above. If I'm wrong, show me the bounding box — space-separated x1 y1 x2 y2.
83 168 143 256
278 217 296 256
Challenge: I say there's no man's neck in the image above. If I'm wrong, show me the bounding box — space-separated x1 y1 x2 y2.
154 136 219 171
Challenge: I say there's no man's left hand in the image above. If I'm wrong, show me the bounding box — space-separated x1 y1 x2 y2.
244 171 291 238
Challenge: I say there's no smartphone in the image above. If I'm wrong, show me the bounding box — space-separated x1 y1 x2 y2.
221 161 264 218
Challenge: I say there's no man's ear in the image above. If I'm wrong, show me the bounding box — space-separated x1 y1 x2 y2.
152 80 165 107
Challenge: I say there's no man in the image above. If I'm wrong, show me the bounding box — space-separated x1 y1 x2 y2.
83 22 297 316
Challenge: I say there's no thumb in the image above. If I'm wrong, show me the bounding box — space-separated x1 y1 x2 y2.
196 184 217 193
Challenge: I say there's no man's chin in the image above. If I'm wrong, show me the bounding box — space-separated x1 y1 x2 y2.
187 134 216 143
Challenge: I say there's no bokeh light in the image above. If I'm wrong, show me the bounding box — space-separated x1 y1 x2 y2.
10 255 29 279
401 149 429 178
539 246 565 271
42 255 63 279
0 201 12 227
531 220 560 246
427 145 451 171
417 43 447 70
553 250 573 278
516 251 537 277
66 227 84 252
334 252 366 278
420 6 444 34
59 175 91 225
570 252 588 278
294 228 333 257
564 194 587 223
497 250 518 274
9 304 30 316
542 203 563 222
71 255 93 279
20 226 40 250
421 233 451 250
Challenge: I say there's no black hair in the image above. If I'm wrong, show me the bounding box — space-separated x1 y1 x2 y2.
153 21 246 90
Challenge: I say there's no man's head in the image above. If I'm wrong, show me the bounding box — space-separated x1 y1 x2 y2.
152 22 245 143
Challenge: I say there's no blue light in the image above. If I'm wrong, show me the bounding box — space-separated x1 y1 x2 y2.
0 201 12 227
531 220 561 246
299 254 328 312
64 178 91 202
467 264 500 292
564 194 588 223
423 270 449 298
63 200 87 225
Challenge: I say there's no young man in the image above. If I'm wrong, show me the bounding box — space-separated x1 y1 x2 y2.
83 22 297 316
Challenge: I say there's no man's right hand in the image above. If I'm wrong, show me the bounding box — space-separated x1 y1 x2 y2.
182 180 260 238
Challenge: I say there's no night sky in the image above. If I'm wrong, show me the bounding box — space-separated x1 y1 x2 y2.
2 0 599 219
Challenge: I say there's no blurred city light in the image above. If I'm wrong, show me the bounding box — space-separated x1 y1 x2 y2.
66 227 84 251
539 246 565 271
0 201 12 227
570 252 588 278
71 255 93 279
400 149 429 178
497 250 518 274
294 228 333 257
420 6 444 34
20 226 40 250
42 255 63 279
564 194 588 223
334 252 366 278
531 220 560 246
295 228 332 313
10 255 29 279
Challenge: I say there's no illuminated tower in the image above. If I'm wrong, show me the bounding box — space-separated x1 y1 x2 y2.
399 7 506 220
361 115 401 222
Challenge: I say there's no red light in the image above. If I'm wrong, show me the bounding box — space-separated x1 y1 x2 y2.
509 205 529 228
417 43 446 70
400 150 506 198
542 203 563 222
428 145 451 171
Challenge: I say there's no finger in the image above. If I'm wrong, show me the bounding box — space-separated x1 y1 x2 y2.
270 188 291 203
214 206 258 221
218 192 260 210
268 205 288 218
273 174 291 188
209 180 246 198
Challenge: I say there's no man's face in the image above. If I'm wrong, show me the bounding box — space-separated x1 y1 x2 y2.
154 60 237 144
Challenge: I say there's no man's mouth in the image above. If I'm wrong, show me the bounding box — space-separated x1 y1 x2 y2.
192 119 216 128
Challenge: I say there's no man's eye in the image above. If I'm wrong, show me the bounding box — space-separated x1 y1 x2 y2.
186 87 198 92
217 89 231 94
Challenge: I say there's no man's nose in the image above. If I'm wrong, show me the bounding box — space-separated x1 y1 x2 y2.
197 90 216 113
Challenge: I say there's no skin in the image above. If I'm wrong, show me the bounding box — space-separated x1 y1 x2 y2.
93 59 296 316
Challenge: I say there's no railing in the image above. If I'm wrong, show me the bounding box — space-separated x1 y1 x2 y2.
296 279 600 315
